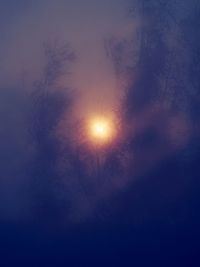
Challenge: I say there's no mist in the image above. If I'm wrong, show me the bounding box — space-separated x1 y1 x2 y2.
0 0 200 266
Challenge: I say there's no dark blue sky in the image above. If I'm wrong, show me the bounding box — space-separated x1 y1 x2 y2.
0 2 200 266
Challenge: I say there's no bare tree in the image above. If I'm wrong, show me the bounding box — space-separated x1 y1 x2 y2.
180 1 200 121
103 0 195 188
29 42 75 224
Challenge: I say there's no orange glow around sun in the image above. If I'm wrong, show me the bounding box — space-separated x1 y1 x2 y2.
88 116 115 145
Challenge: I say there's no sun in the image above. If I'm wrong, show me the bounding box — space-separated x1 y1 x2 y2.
88 116 115 145
91 120 109 139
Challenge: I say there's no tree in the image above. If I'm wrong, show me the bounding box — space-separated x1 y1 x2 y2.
100 0 200 227
180 1 200 121
29 42 75 224
104 0 196 187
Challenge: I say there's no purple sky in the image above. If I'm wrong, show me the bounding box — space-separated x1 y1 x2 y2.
0 0 135 116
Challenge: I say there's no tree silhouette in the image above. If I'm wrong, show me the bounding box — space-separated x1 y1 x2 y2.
29 42 75 224
100 0 200 228
180 1 200 121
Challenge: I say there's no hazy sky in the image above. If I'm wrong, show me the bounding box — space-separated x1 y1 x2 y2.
0 0 135 220
0 0 134 116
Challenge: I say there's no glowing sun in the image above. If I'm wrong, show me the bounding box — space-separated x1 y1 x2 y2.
88 117 115 144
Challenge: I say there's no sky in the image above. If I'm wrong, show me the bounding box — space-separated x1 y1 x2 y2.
0 0 136 221
0 0 134 116
1 1 200 265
